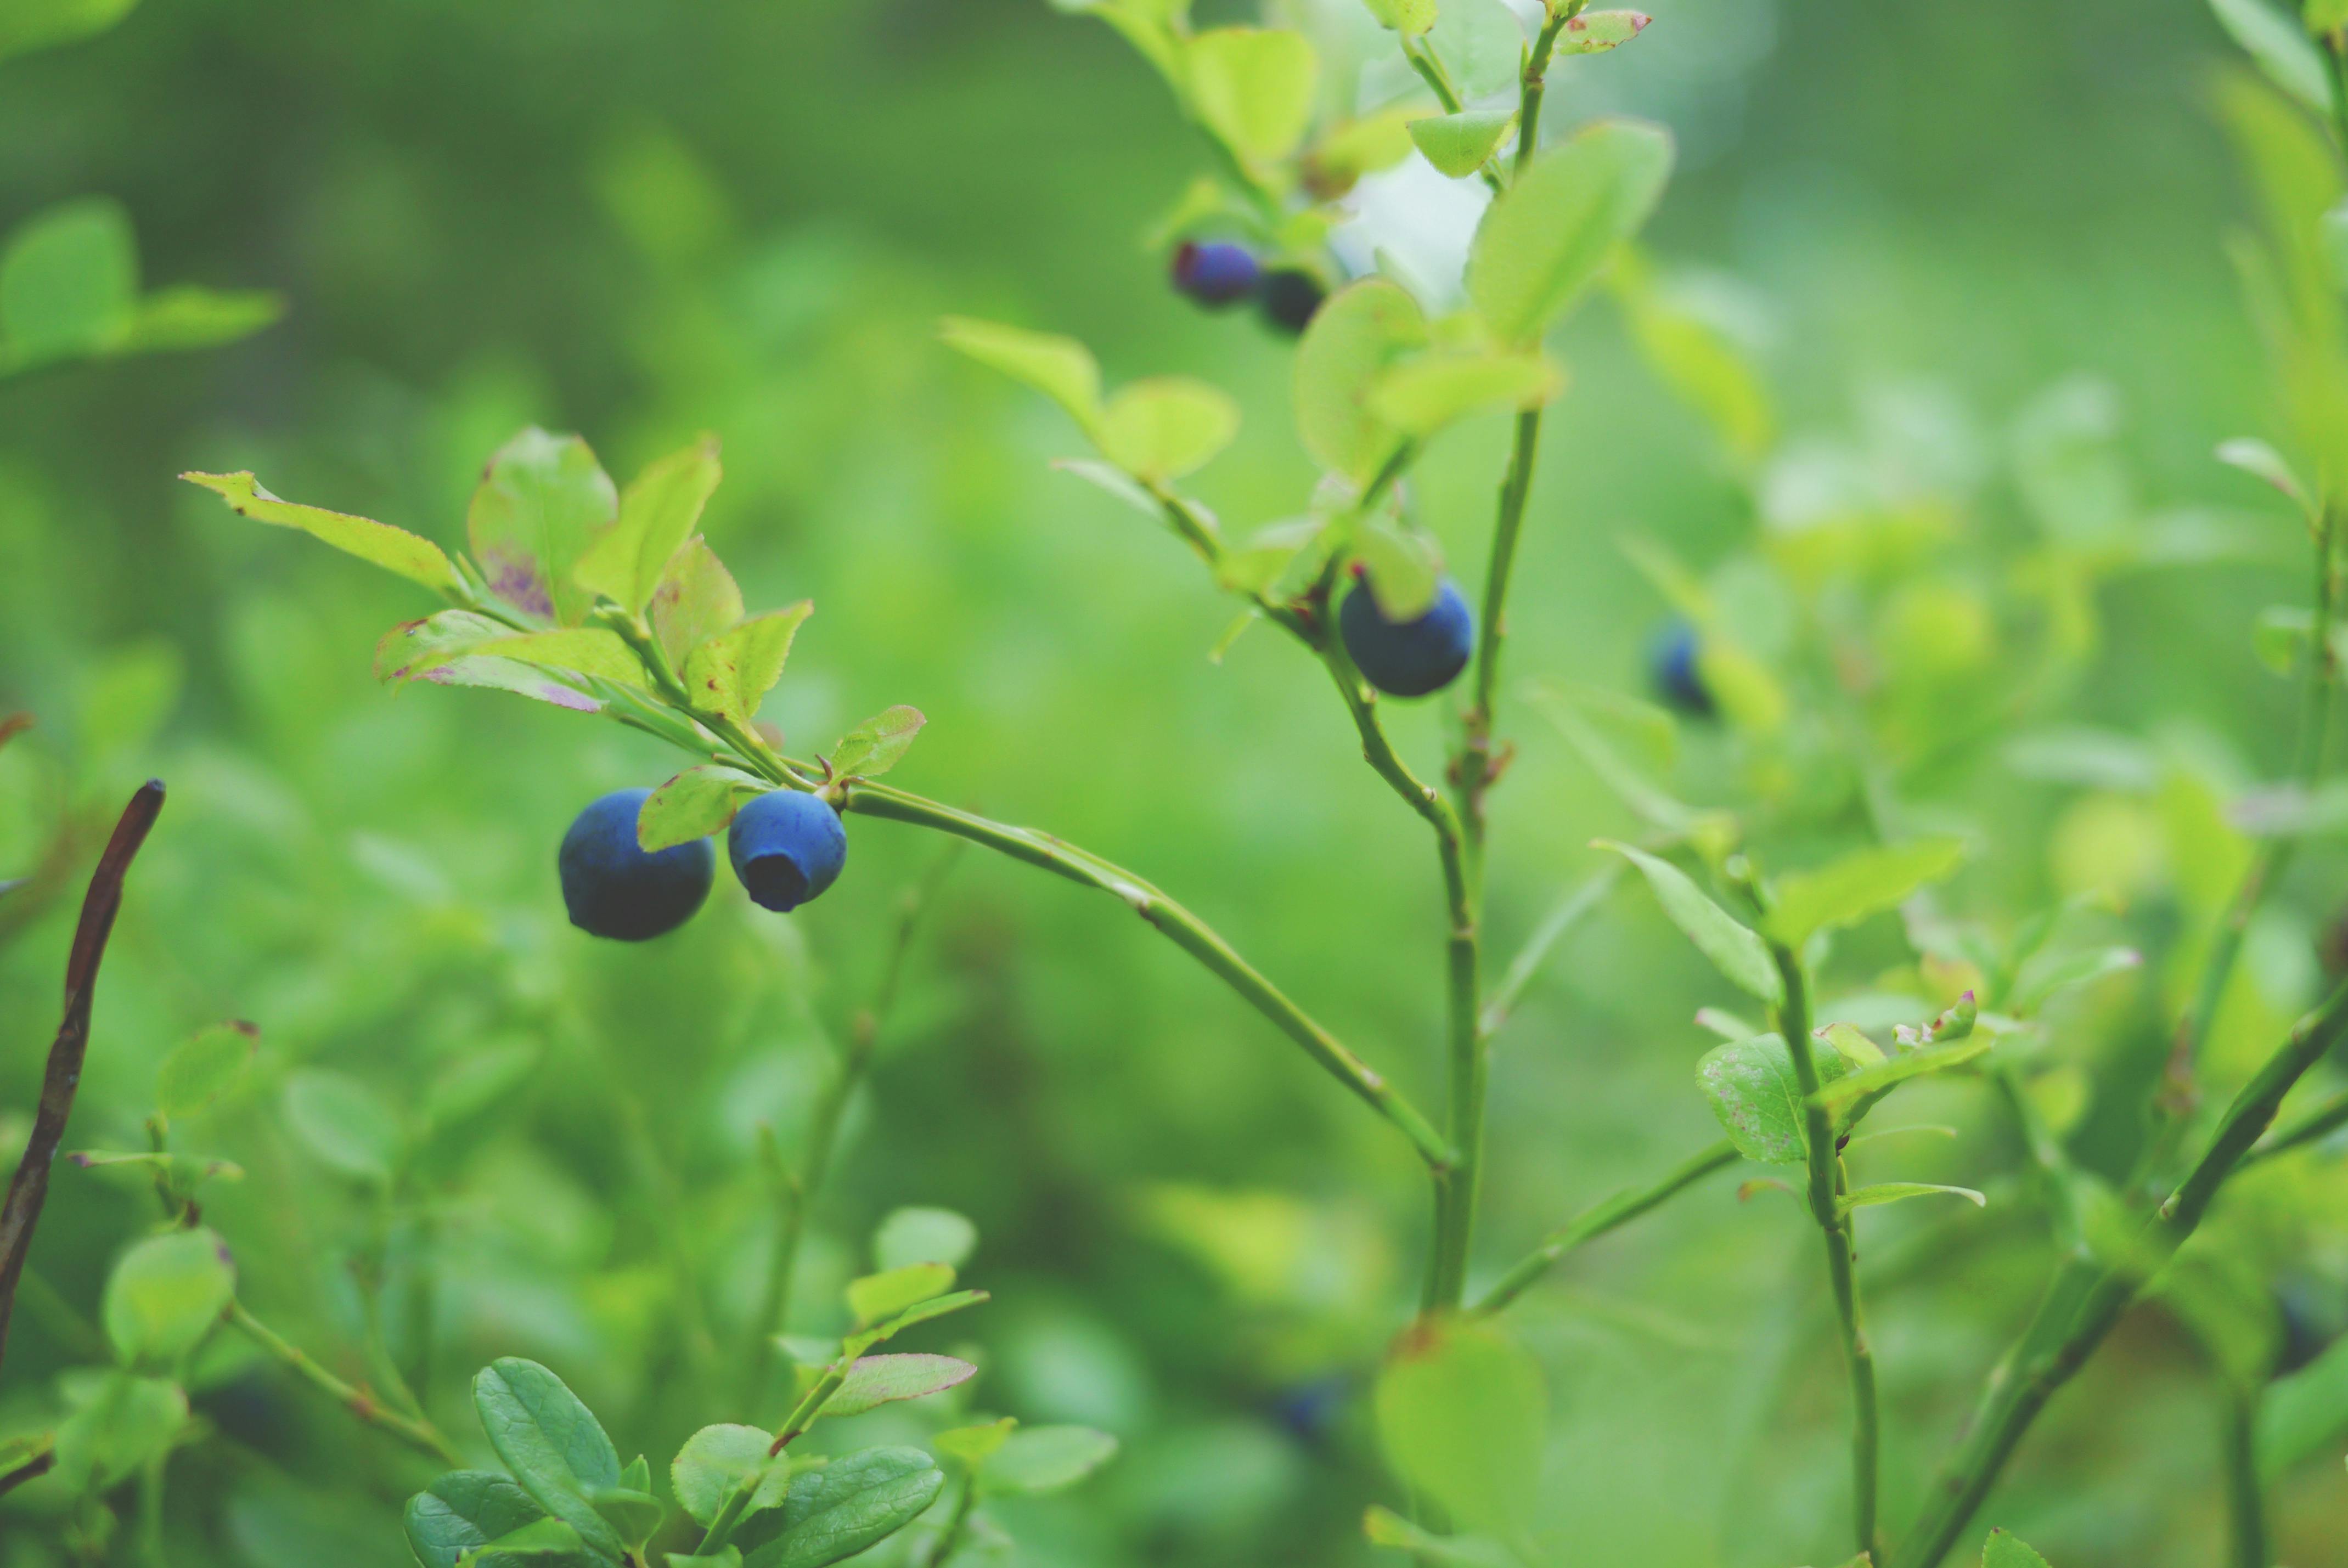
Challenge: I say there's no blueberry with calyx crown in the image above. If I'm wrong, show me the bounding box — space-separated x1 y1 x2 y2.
729 788 848 912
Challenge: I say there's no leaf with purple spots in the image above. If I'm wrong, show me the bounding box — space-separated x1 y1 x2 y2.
466 427 618 625
651 537 746 669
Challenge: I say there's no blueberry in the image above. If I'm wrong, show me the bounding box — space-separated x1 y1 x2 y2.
728 789 848 912
1339 577 1474 698
558 788 715 941
1649 619 1714 718
1259 268 1326 334
1170 241 1261 308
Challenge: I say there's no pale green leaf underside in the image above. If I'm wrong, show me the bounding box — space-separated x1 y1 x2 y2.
1598 840 1782 1003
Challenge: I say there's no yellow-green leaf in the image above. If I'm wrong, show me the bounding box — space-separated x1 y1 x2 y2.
1185 27 1320 166
1293 278 1428 483
182 471 462 595
466 428 619 625
1366 349 1562 436
1553 8 1650 53
679 602 813 723
639 767 767 851
939 317 1102 430
650 538 746 669
576 435 723 613
829 705 926 780
1097 377 1240 481
1407 110 1515 179
1760 838 1969 948
1468 118 1675 345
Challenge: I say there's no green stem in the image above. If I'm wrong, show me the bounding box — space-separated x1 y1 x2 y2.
1479 861 1620 1039
138 1447 170 1568
922 1474 979 1568
840 781 1456 1171
1514 4 1579 178
2143 504 2336 1179
227 1301 466 1468
2224 1383 2270 1568
1893 977 2348 1568
1473 1138 1737 1315
743 846 959 1413
1773 945 1879 1561
2241 1084 2348 1167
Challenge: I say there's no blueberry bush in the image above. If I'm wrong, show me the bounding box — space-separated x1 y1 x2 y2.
8 0 2348 1565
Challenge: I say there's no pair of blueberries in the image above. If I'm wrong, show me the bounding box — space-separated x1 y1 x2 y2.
559 787 845 941
1170 241 1326 334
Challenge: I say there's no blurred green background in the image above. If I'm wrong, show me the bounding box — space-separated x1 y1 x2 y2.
3 0 2347 1563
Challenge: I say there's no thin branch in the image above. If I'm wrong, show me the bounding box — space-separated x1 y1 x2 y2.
1773 943 1881 1563
1893 977 2348 1568
838 782 1457 1171
1474 1138 1737 1315
227 1301 466 1469
2222 1384 2268 1568
744 841 963 1413
0 780 164 1378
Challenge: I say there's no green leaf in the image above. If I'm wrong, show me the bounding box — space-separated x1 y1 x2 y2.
1554 8 1650 53
461 629 653 691
2259 1332 2348 1476
374 610 510 683
1359 0 1435 35
2216 436 2316 514
1354 516 1442 620
984 1425 1119 1494
860 1288 988 1343
2009 945 2141 1014
406 1473 552 1568
283 1069 402 1184
156 1019 256 1121
872 1206 978 1271
1597 841 1781 1003
821 1353 977 1418
1981 1528 2053 1568
1407 110 1516 178
1054 456 1163 520
829 705 927 780
938 317 1102 430
182 471 462 595
0 196 134 368
741 1447 945 1568
932 1419 1016 1472
651 538 747 669
2208 0 2336 115
116 284 283 353
639 767 766 852
1360 1506 1519 1567
1695 1033 1855 1165
103 1228 234 1367
847 1262 955 1327
1760 838 1969 947
1366 348 1562 436
2312 0 2348 30
1814 1035 1991 1112
588 1487 663 1550
467 428 620 625
681 603 814 723
1610 250 1773 465
576 436 723 614
667 1553 742 1568
461 1516 598 1565
672 1425 790 1528
1293 279 1428 483
421 656 605 714
1427 0 1524 98
1185 27 1319 165
0 0 140 63
1097 377 1240 482
1375 1316 1545 1536
1838 1181 1986 1215
472 1358 626 1563
1467 119 1675 346
52 1373 185 1491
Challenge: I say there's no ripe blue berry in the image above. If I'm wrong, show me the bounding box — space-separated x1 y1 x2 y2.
558 788 714 941
1339 577 1474 698
728 789 848 912
1649 619 1714 718
1171 241 1261 307
1259 268 1326 334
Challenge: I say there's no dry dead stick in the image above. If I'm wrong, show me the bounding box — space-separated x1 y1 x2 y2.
0 780 165 1378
